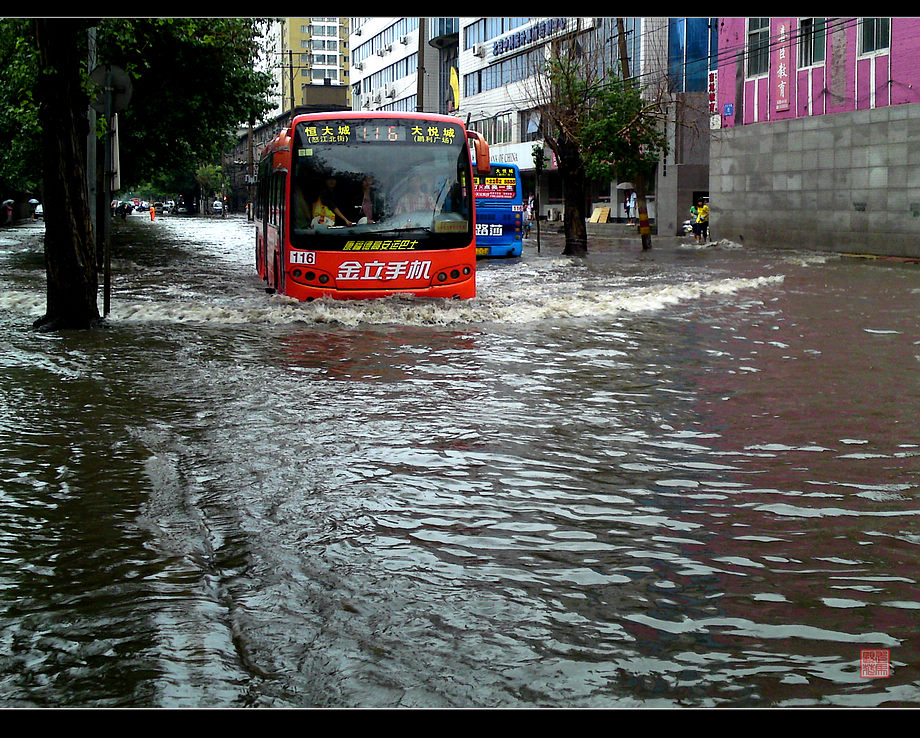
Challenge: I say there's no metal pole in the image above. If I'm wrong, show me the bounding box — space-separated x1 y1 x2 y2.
616 18 652 250
289 50 295 123
416 17 426 111
248 118 254 221
103 68 112 316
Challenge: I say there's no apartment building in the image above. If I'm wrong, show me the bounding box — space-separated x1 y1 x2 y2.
349 17 459 113
267 17 352 117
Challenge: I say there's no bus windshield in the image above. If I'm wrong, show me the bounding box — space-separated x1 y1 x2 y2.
289 117 473 251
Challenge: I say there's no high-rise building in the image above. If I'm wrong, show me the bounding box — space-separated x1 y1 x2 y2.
266 17 352 118
349 17 459 114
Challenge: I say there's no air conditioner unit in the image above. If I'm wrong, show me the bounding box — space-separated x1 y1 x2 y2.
385 84 397 98
385 43 394 53
354 60 364 70
399 35 410 45
473 44 487 58
373 91 383 104
377 48 386 57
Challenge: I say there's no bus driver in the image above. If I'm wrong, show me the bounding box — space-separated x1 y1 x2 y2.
395 174 436 216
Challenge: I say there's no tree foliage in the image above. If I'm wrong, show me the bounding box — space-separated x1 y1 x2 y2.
194 163 223 210
0 18 274 197
524 36 600 256
94 18 274 192
0 18 41 196
520 22 671 256
516 19 679 254
580 77 669 185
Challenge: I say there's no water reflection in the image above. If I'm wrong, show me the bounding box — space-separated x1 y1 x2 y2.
280 327 482 382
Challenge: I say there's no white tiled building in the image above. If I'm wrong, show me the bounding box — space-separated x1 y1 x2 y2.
342 17 713 233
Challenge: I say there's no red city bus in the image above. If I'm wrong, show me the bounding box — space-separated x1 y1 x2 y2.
255 111 490 301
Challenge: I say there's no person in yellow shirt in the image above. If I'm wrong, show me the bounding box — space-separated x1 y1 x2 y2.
294 176 353 228
691 199 709 243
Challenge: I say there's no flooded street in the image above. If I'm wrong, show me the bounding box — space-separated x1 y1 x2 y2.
1 213 919 708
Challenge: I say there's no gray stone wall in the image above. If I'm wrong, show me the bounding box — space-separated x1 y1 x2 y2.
710 103 920 257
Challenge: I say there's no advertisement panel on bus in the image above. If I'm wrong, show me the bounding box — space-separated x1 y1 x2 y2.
255 112 490 301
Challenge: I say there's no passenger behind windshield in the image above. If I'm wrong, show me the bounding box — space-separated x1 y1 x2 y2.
291 163 465 236
394 174 436 216
313 177 353 227
356 174 382 224
294 175 353 228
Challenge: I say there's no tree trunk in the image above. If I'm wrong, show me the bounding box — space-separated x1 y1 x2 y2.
558 137 588 257
33 19 101 331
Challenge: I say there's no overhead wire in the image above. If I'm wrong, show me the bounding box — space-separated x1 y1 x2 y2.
459 16 867 119
271 17 876 118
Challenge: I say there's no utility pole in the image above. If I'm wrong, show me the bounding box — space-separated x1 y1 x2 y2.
416 17 426 112
289 49 295 123
247 118 254 221
89 63 131 316
616 18 652 251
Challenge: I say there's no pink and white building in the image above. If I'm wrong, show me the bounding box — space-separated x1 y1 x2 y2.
710 17 920 256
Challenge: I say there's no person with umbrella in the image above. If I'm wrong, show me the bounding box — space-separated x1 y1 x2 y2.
616 182 635 224
2 199 13 225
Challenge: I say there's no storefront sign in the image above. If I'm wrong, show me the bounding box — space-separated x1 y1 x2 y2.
493 18 568 57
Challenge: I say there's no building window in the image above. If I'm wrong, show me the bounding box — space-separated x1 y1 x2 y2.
463 17 530 50
860 17 890 55
746 17 770 77
668 17 717 92
798 18 826 67
521 111 541 142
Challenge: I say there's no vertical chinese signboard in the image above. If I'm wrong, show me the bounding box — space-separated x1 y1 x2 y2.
774 20 792 113
708 70 718 114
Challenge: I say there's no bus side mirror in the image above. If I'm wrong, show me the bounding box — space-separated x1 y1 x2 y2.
467 131 491 175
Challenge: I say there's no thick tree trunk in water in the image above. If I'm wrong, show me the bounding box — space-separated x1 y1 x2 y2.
33 19 100 331
557 138 588 257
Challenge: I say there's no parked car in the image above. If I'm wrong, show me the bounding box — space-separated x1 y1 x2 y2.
212 200 223 214
34 203 43 219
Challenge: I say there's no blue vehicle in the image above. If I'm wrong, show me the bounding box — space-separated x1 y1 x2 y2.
474 163 523 258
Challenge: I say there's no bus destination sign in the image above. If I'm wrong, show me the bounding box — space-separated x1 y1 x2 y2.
298 122 461 147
